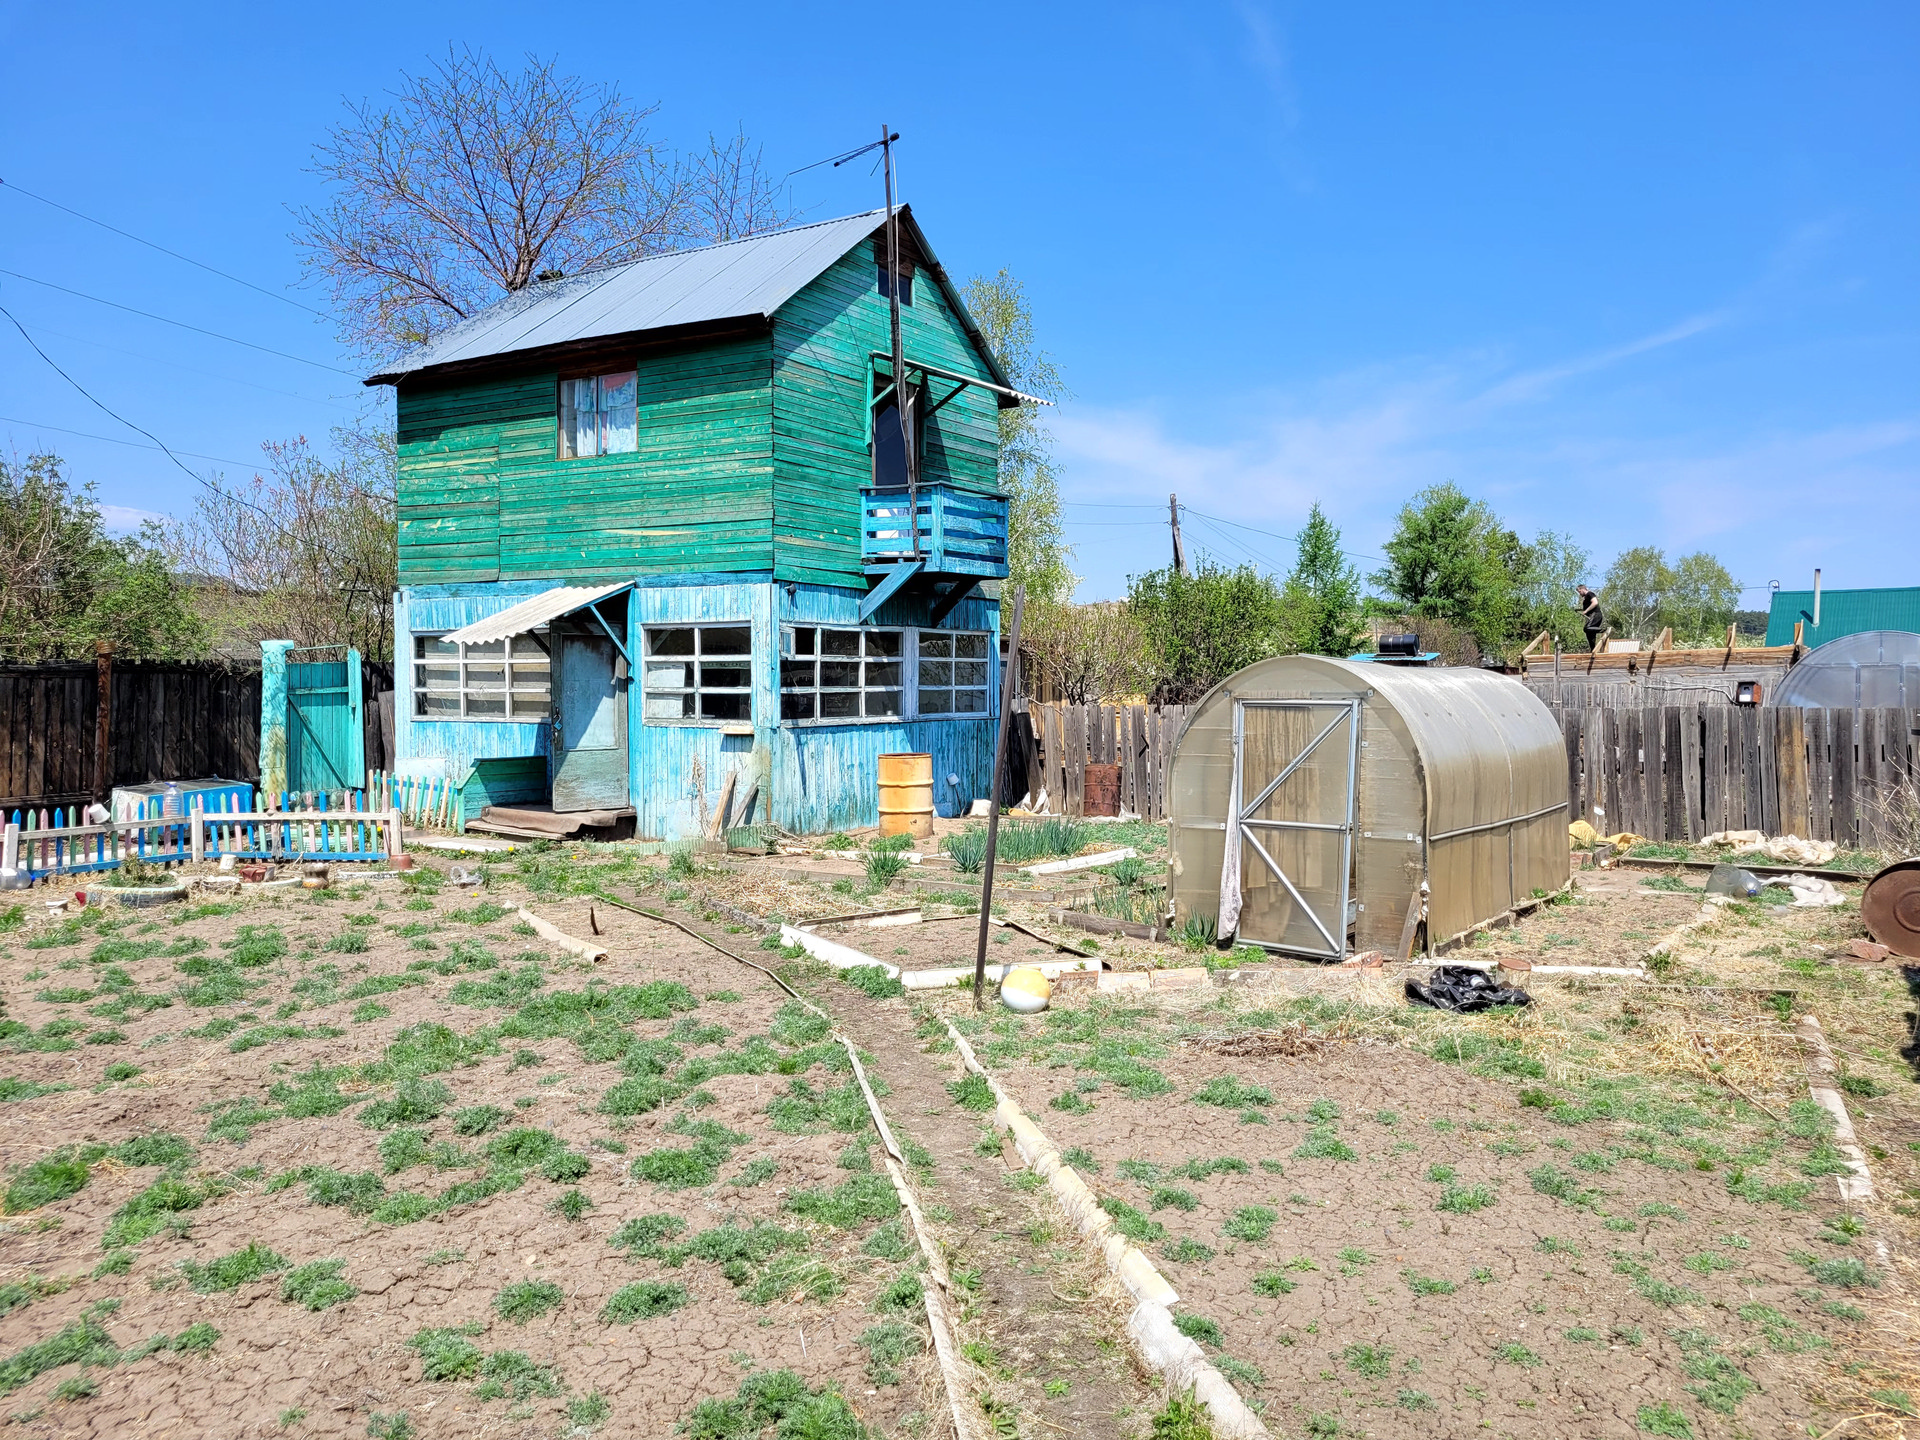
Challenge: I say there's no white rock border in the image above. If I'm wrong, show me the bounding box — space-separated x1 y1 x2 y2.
941 1018 1272 1439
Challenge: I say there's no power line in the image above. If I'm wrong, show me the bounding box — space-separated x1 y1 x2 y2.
18 319 360 412
0 304 250 501
0 415 257 469
0 177 334 320
0 268 359 377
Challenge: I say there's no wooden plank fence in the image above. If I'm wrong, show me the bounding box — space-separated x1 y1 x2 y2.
1550 703 1920 850
1019 702 1194 820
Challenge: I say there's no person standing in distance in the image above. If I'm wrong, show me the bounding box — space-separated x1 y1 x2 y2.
1577 585 1605 652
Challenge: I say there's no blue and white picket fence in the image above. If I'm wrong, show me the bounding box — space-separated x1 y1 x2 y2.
2 791 404 887
366 770 461 832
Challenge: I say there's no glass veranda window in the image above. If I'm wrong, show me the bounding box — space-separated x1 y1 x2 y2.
917 631 991 715
644 624 752 722
413 632 551 720
780 627 903 720
559 371 638 457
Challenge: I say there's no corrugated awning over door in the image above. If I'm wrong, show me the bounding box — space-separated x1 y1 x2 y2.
441 582 633 647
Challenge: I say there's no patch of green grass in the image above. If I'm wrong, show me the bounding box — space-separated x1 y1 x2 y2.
102 1173 220 1248
857 1320 922 1385
1401 1268 1456 1296
1164 1237 1216 1263
1148 1388 1216 1440
409 1324 483 1381
180 1241 288 1293
601 1281 688 1323
1174 1313 1224 1347
1636 1402 1694 1436
784 1172 899 1229
947 1073 995 1110
1528 1163 1597 1208
1495 1341 1542 1366
1251 1271 1294 1296
1437 1183 1497 1214
608 1214 689 1259
1099 1195 1166 1244
1794 1253 1877 1288
493 1279 564 1324
1343 1341 1393 1379
281 1259 357 1311
1396 1388 1436 1410
873 1272 924 1311
1149 1185 1199 1212
1293 1126 1356 1161
680 1368 870 1440
1192 1075 1272 1108
4 1152 93 1213
357 1077 453 1129
1672 1328 1754 1414
1223 1205 1277 1241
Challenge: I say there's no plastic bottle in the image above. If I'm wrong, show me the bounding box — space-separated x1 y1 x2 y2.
163 782 182 819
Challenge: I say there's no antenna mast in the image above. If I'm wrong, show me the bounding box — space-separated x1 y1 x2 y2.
881 125 918 558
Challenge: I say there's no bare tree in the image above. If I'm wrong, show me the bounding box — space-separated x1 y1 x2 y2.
1023 601 1149 704
174 425 398 660
296 48 795 355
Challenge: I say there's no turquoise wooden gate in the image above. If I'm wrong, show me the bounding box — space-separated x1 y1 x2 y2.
261 642 364 795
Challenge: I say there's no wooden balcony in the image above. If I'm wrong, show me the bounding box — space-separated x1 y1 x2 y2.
858 484 1008 620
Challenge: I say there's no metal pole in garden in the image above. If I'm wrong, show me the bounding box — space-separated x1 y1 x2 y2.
973 587 1026 1011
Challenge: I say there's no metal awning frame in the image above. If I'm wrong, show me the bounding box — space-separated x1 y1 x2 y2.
440 582 635 655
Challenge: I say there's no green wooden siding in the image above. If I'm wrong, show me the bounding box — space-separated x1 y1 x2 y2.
772 248 999 588
395 232 999 592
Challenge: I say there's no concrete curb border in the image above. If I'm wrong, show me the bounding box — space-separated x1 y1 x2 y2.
1794 1012 1876 1204
942 1018 1271 1439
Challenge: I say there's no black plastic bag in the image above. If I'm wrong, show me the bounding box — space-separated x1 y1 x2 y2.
1404 964 1533 1012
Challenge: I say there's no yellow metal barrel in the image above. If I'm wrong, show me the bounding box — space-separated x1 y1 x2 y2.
877 752 934 840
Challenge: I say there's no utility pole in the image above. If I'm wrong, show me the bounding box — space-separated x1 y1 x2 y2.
880 125 918 557
1169 493 1187 575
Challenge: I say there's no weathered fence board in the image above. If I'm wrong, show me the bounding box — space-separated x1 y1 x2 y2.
1020 702 1192 820
1547 701 1918 849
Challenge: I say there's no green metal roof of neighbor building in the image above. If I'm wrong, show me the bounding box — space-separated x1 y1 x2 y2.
1766 586 1920 646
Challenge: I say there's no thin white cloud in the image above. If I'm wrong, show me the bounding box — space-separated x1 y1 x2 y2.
99 503 171 533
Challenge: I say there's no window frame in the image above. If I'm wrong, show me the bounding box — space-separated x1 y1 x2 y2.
557 368 639 459
777 626 995 726
640 622 755 727
779 625 907 724
411 629 552 723
914 629 993 718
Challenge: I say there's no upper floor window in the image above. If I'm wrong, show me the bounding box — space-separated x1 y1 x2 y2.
559 371 637 458
413 631 550 721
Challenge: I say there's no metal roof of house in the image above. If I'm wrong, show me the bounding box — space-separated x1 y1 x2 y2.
1765 586 1920 646
441 582 632 648
366 206 1008 389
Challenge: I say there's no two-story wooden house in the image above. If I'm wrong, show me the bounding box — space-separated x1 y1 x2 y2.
368 207 1017 840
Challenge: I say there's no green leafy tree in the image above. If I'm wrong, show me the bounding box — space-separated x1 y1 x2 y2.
1512 530 1592 649
1370 483 1519 654
1600 546 1672 641
1664 552 1739 644
0 452 206 661
1280 503 1364 656
962 269 1073 608
1128 561 1289 703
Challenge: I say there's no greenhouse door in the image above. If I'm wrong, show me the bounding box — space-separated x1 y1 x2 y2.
1230 699 1360 960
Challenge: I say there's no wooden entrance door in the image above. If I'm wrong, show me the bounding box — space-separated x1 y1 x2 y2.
552 627 628 811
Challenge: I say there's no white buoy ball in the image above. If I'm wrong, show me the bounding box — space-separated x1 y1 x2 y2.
999 967 1050 1013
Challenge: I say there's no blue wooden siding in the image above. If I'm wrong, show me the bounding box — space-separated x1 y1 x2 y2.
394 583 555 780
394 575 998 839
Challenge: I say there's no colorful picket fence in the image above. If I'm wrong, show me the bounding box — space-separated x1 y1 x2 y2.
365 770 461 832
2 792 403 886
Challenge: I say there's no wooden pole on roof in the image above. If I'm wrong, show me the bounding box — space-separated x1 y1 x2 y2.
973 587 1026 1011
881 125 917 560
1169 494 1187 575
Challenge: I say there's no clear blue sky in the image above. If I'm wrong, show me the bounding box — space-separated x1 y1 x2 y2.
3 2 1914 605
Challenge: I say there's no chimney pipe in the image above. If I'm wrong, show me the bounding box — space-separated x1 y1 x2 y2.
1813 568 1822 629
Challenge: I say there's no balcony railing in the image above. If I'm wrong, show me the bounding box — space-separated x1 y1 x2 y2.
861 483 1008 579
